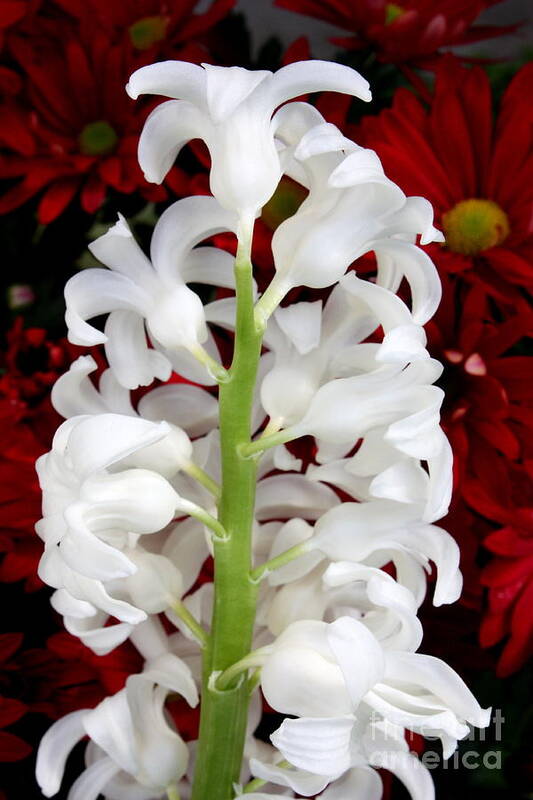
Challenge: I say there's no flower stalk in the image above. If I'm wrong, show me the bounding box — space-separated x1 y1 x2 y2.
191 240 264 800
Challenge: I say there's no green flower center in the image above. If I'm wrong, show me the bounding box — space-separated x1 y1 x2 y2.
129 16 168 50
261 177 307 231
79 120 118 156
385 3 405 24
442 198 510 256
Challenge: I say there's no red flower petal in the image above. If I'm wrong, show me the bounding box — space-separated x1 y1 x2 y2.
0 732 31 762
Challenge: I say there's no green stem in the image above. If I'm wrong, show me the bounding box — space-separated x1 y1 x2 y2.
171 601 209 648
238 428 297 459
180 500 227 542
191 240 263 800
215 646 272 691
250 542 309 583
183 461 221 499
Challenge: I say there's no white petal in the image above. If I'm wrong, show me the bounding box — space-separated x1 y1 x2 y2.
273 444 302 472
150 195 237 284
326 617 385 706
61 567 146 625
203 63 271 122
368 751 434 800
67 756 120 800
126 60 206 104
138 383 218 438
424 434 453 522
88 213 156 291
267 517 322 586
60 509 137 581
142 652 198 708
378 324 429 363
63 414 170 479
104 310 172 390
84 690 138 774
369 460 428 506
274 301 322 355
137 99 208 184
385 652 492 730
181 245 236 289
374 239 441 325
294 122 356 162
64 269 152 346
64 616 134 656
340 272 415 332
267 572 327 635
80 469 179 534
162 518 210 594
118 424 192 479
126 677 189 787
262 644 351 717
36 710 88 797
255 475 339 521
270 60 371 109
318 767 383 800
52 356 107 418
387 196 443 246
307 460 372 502
250 757 331 795
124 550 182 614
51 588 96 619
271 715 353 776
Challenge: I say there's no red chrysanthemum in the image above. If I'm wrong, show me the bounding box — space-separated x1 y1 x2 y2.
0 17 196 223
0 321 79 588
275 0 516 66
463 454 533 676
426 277 533 490
0 634 32 764
358 58 533 305
51 0 234 57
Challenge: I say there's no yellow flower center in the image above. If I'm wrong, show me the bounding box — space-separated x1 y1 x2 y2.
442 198 510 256
385 3 405 24
79 120 118 156
129 16 168 50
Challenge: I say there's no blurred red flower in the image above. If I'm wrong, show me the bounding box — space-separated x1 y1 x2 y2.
0 13 206 222
358 58 533 305
52 0 233 57
0 321 77 589
463 454 533 676
0 634 31 763
427 277 533 487
275 0 516 66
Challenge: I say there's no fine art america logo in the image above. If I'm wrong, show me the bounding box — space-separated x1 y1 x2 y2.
368 709 505 771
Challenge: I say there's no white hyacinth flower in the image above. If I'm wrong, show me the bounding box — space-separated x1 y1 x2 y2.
36 655 198 799
127 60 371 230
255 105 443 321
305 500 462 607
52 355 219 478
257 618 490 793
260 273 430 431
35 414 206 652
64 196 238 388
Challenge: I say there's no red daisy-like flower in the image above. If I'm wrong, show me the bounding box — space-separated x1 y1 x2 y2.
275 0 516 66
0 634 31 764
426 277 533 489
464 455 533 676
0 320 79 588
358 57 533 306
51 0 234 57
0 17 196 223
